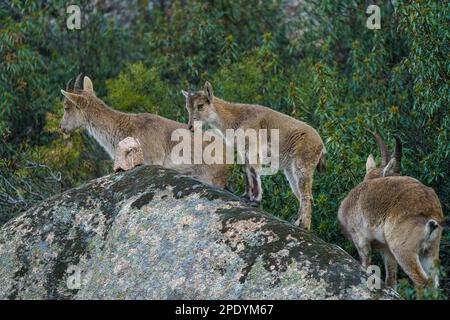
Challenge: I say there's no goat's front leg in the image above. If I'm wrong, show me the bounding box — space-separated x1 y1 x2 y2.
249 164 262 205
243 164 254 200
353 237 372 269
243 163 262 207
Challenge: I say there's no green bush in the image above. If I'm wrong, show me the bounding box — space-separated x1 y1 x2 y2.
105 63 174 117
141 0 288 84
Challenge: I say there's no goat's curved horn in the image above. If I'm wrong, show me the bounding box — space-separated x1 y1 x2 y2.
393 135 402 174
74 73 83 92
66 78 73 92
367 130 390 167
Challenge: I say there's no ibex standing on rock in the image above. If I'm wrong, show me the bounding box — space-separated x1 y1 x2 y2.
182 82 326 230
338 132 444 289
60 74 230 188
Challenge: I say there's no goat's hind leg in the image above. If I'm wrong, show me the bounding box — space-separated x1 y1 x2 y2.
380 248 398 288
294 166 314 230
392 248 429 289
284 165 313 230
420 253 440 288
284 167 301 219
284 164 313 230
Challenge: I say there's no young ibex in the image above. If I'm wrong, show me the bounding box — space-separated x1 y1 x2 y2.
60 74 229 188
338 132 444 289
182 82 326 230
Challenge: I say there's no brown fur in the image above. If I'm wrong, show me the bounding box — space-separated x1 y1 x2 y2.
183 82 326 229
61 76 229 188
338 133 444 289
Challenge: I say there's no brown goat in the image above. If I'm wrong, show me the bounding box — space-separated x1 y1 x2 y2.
338 132 444 289
60 75 229 188
182 82 326 230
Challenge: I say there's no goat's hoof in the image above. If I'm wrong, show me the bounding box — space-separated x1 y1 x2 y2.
242 193 251 200
247 199 261 207
250 201 261 208
293 218 306 229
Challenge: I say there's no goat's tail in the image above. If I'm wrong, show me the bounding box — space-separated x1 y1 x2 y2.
425 219 441 241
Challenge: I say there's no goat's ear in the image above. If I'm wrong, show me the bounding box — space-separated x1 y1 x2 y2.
366 154 376 173
83 76 95 95
382 158 396 177
204 81 213 101
181 90 190 99
61 90 83 105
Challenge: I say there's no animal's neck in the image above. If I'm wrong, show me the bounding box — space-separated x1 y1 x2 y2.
212 97 241 132
82 102 128 159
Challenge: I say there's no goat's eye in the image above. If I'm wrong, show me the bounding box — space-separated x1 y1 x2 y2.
197 104 204 110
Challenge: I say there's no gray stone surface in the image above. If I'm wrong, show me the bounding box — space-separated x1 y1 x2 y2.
0 166 398 300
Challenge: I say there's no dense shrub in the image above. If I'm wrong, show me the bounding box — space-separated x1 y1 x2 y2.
141 0 288 84
105 63 174 117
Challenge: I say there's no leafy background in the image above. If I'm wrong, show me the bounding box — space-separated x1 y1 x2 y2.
0 0 448 299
